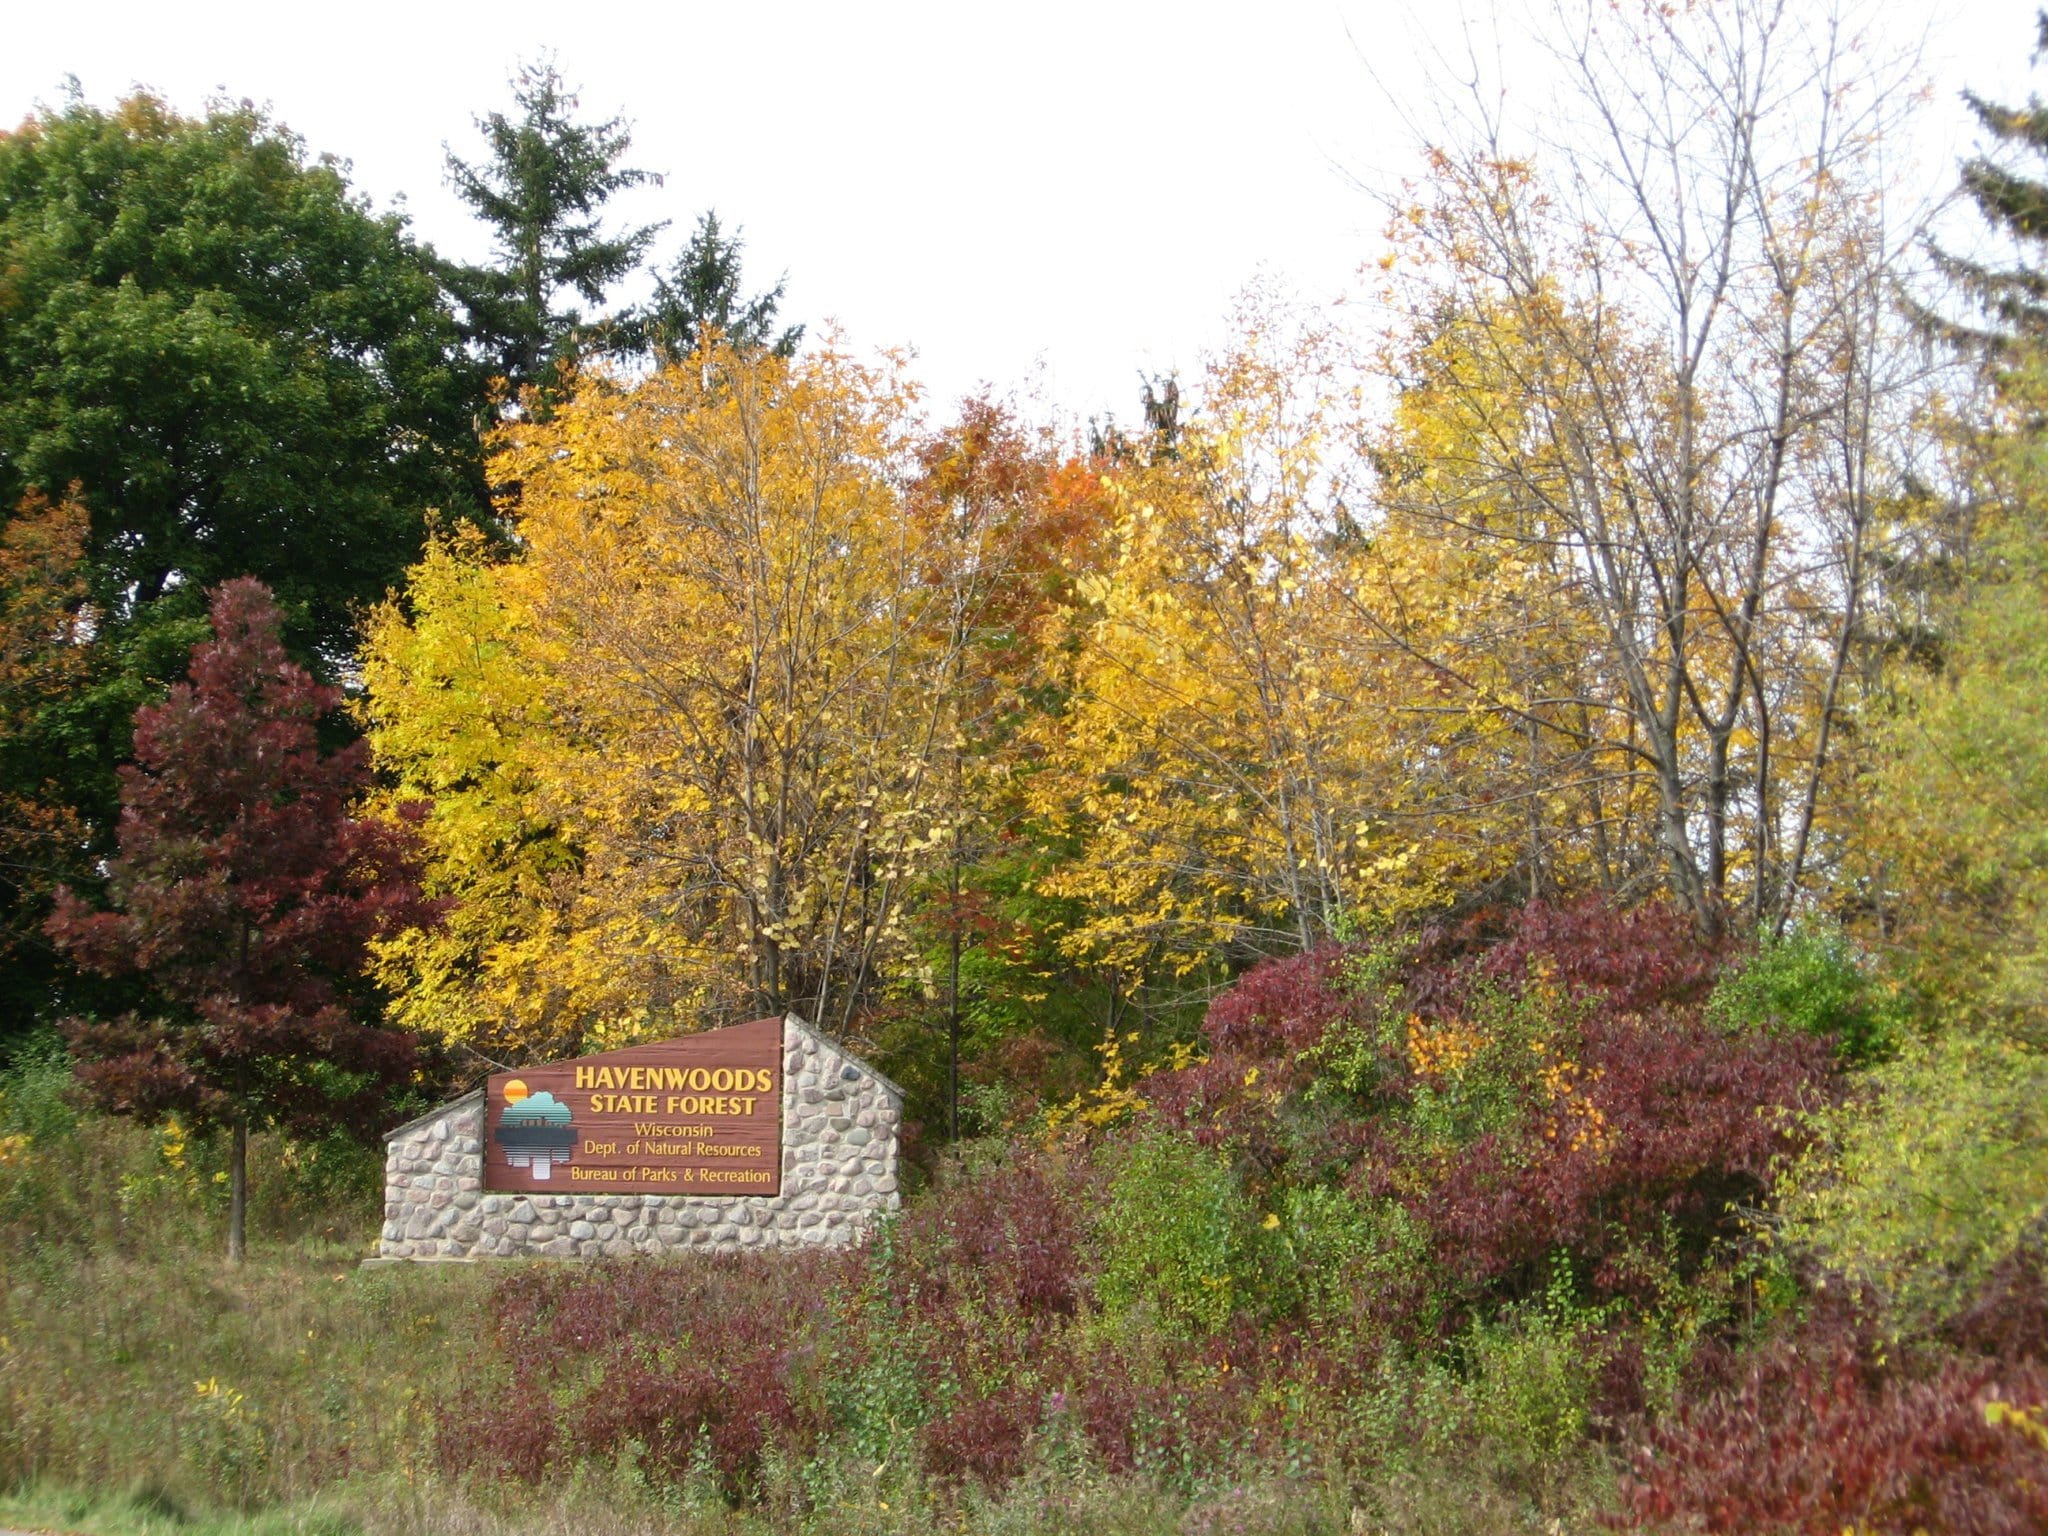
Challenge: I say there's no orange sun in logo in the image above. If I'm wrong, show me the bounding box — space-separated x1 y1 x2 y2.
502 1079 530 1104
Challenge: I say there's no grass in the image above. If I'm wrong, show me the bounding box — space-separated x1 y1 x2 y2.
0 1099 491 1513
0 1482 365 1535
0 1070 491 1523
0 1474 1368 1536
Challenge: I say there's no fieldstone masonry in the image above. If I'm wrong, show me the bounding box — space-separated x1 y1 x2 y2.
375 1014 901 1261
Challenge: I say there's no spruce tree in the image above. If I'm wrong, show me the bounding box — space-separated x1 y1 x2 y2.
1938 12 2048 347
443 60 663 399
642 211 803 362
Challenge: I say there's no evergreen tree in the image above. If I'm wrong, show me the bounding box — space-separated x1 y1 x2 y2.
1935 11 2048 347
443 60 663 398
641 211 803 362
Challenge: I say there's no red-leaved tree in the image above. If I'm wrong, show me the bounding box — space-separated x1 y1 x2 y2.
47 577 440 1262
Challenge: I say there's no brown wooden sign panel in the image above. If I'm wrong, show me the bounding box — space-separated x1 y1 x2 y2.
484 1017 782 1196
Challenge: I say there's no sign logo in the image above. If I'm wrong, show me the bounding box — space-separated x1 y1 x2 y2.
482 1018 784 1196
494 1079 575 1180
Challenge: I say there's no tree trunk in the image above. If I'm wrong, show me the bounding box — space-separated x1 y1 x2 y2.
948 839 962 1145
227 1116 248 1266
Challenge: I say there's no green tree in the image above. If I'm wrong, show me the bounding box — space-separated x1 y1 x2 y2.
1865 23 2048 1028
641 210 802 362
0 91 488 666
1778 17 2048 1358
442 60 662 398
1932 10 2048 348
1866 431 2048 1034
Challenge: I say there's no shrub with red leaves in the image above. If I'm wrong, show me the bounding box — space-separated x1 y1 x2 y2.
919 1381 1038 1484
1408 1015 1831 1306
1619 1331 2048 1534
1202 946 1363 1059
1473 899 1732 1016
1141 898 1833 1333
435 1253 843 1496
1060 1318 1295 1480
1143 944 1386 1179
886 1147 1092 1330
1945 1250 2048 1363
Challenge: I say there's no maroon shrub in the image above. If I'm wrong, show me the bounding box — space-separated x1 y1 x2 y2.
1619 1336 2048 1534
1201 946 1361 1058
888 1148 1091 1330
1416 1015 1833 1305
1476 899 1731 1015
437 1358 560 1482
1074 1341 1256 1478
435 1254 843 1495
1145 945 1392 1174
903 1291 1311 1486
1944 1249 2048 1364
919 1381 1038 1485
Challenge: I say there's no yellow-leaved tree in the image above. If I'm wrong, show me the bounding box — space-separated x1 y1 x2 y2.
1360 297 1660 904
365 341 998 1055
359 527 597 1059
1026 305 1525 985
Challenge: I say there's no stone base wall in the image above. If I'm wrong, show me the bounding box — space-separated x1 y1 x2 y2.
377 1015 900 1260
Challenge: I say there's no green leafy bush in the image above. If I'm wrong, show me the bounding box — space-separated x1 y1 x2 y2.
1707 923 1902 1064
1777 1030 2048 1328
1274 1183 1432 1332
1096 1128 1253 1337
0 1032 95 1241
0 1031 78 1142
1466 1302 1605 1474
1459 1258 1612 1473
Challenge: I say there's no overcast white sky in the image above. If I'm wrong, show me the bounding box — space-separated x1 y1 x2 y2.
2 1 2034 425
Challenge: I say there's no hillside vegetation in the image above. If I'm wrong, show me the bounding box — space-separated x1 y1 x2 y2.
5 3 2048 1531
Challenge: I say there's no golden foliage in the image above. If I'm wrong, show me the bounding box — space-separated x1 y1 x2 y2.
366 343 1005 1054
1024 304 1570 980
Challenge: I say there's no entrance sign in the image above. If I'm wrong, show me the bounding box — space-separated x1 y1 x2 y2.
376 1013 899 1262
485 1016 783 1196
